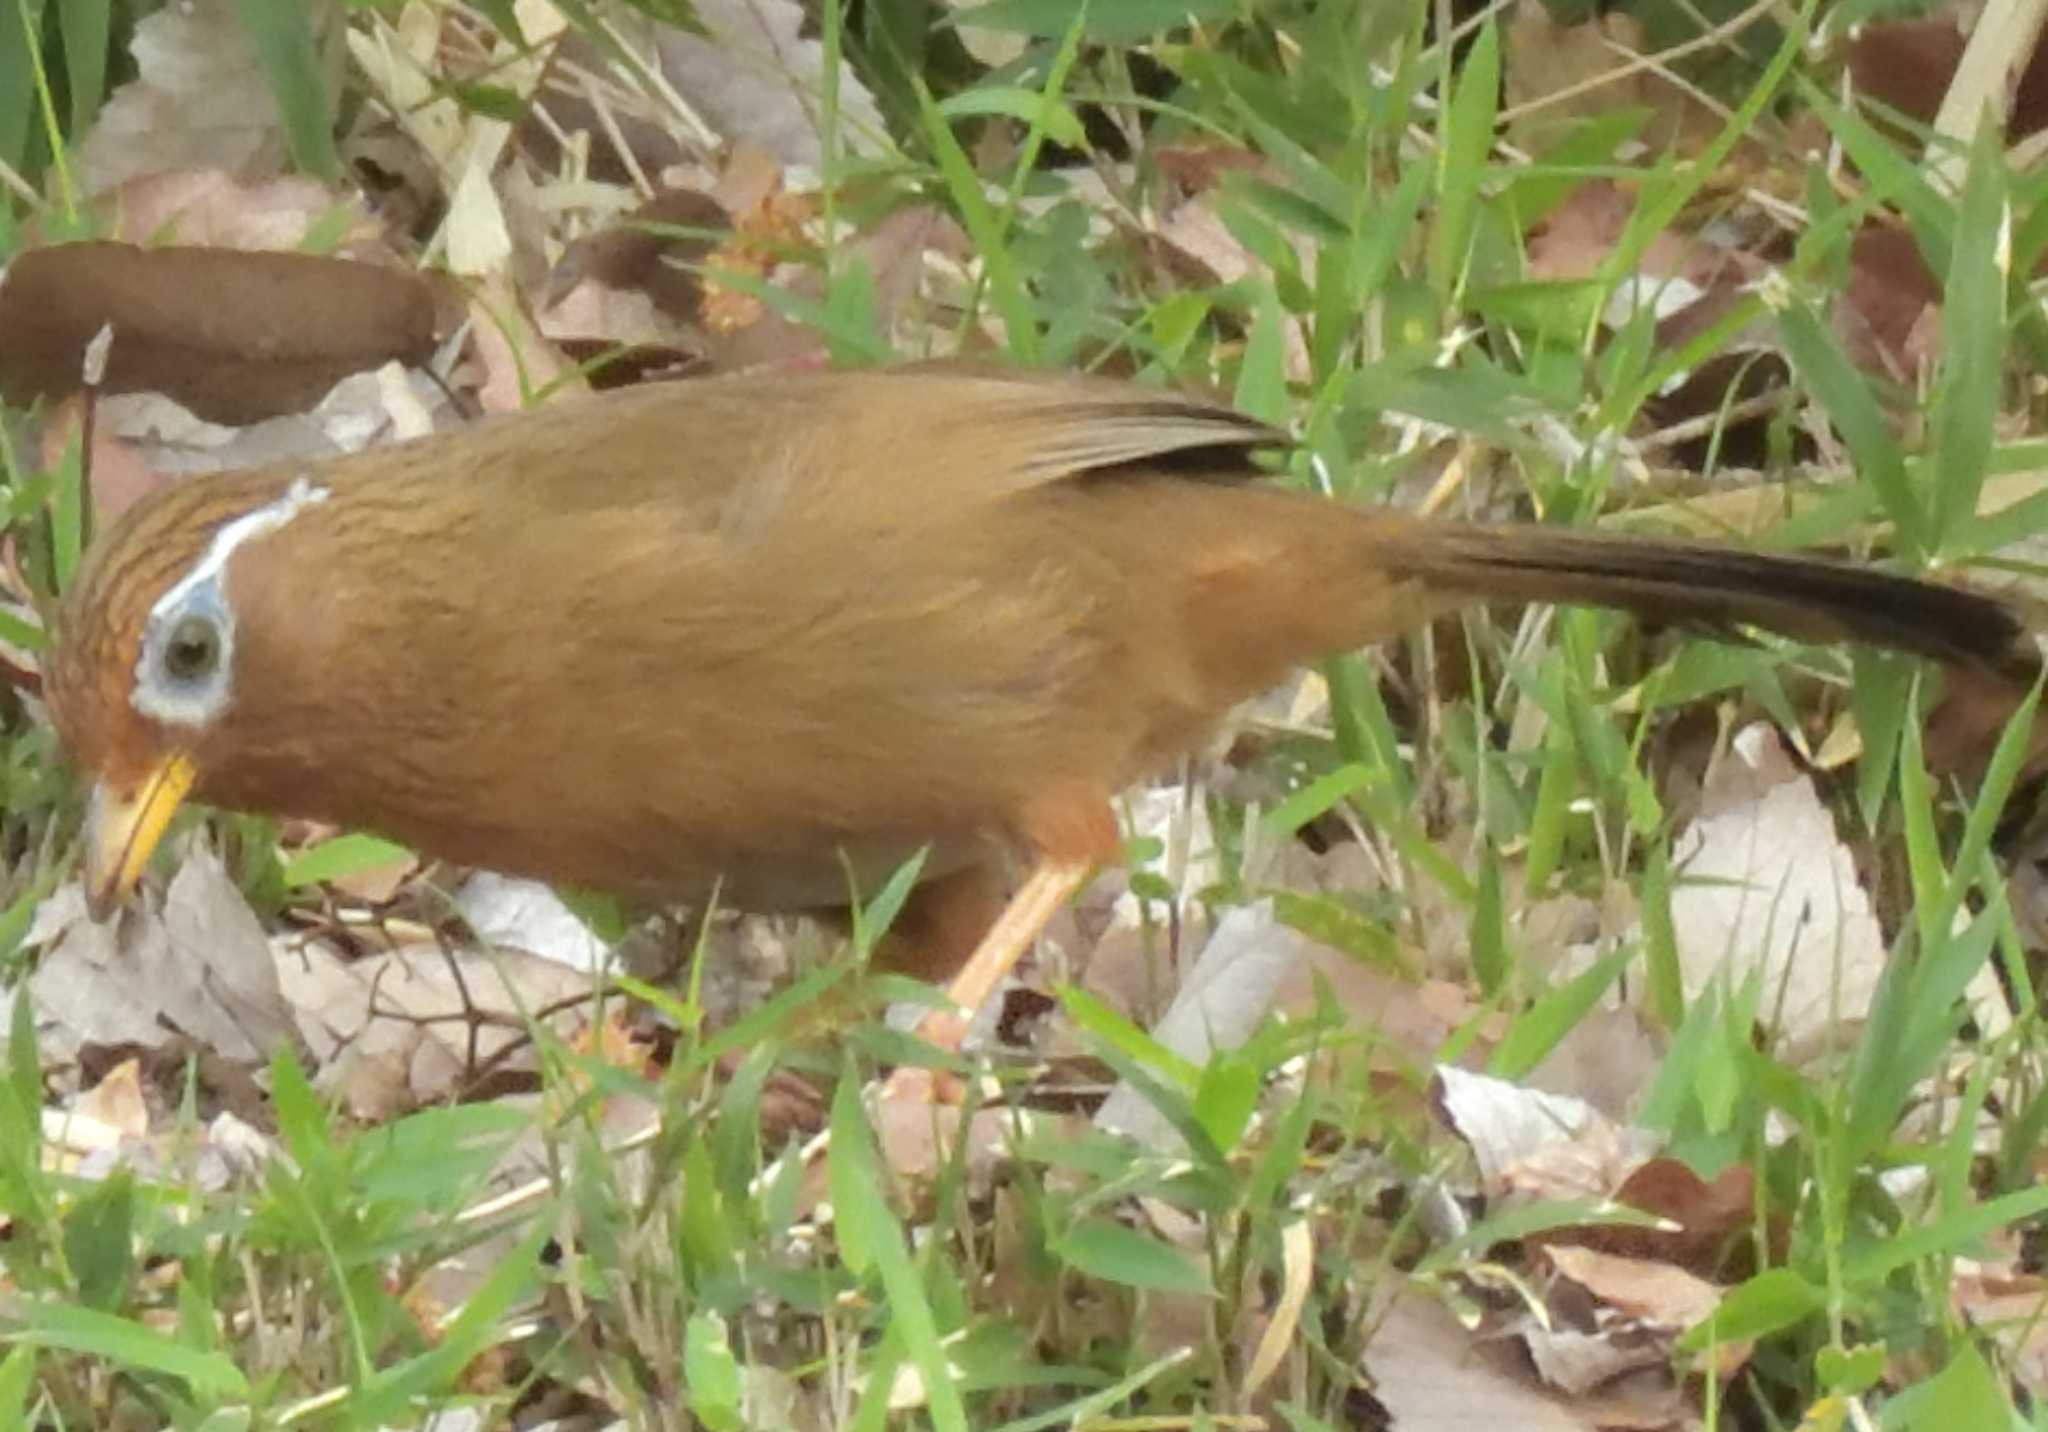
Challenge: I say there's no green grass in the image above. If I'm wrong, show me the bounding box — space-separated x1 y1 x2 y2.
4 0 2048 1426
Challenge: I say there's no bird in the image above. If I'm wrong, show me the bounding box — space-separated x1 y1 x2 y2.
44 366 2039 1061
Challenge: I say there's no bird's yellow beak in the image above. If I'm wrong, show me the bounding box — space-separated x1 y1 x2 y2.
82 754 197 921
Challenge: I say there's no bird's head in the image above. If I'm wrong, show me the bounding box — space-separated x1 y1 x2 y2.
46 476 330 919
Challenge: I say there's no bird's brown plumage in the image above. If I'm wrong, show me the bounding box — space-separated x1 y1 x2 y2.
46 367 2038 986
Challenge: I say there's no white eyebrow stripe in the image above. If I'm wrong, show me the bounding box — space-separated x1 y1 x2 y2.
145 477 332 629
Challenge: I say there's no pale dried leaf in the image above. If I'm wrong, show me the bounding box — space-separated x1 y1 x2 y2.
1364 1289 1607 1430
1526 1005 1663 1121
1952 1265 2048 1397
77 0 317 194
653 0 888 168
1094 900 1313 1150
1112 785 1220 926
871 1093 1028 1194
1434 1065 1654 1199
1670 721 1884 1040
467 273 581 413
274 935 596 1116
1544 1245 1724 1332
40 1104 130 1172
1659 723 2004 1051
1151 194 1313 381
1502 1 1703 152
1518 1321 1673 1399
96 170 387 254
941 0 1027 67
98 362 447 481
74 1057 150 1140
31 850 295 1065
456 873 612 973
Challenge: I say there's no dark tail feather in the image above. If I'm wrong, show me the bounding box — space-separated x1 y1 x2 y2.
1393 525 2040 680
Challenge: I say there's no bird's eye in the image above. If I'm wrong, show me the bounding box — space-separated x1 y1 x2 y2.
162 615 221 682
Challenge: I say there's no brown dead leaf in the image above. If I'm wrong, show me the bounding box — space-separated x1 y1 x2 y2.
1838 221 1940 384
1841 19 2048 144
1154 142 1274 197
1843 19 1966 134
0 243 438 424
868 1082 1023 1205
1534 1157 1761 1280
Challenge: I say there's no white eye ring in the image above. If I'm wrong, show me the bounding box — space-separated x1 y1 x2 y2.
129 477 329 729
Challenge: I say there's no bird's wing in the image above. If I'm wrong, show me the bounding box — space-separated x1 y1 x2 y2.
888 366 1285 498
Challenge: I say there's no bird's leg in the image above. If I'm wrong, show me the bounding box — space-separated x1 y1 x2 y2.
907 857 1093 1055
881 791 1117 1102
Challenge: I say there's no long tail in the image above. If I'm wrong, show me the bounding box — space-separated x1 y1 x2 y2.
1377 523 2039 680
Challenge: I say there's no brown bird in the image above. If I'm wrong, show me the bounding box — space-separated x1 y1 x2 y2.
44 367 2037 1054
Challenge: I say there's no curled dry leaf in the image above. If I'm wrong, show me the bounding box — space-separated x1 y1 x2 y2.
0 243 439 424
1435 1064 1654 1200
73 1056 151 1141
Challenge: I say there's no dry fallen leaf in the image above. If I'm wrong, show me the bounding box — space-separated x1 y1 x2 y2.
456 873 613 973
1502 0 1710 153
1655 722 2006 1056
73 1057 151 1141
30 848 297 1069
0 243 439 424
76 0 326 194
274 934 597 1118
648 0 888 169
1094 900 1315 1151
1434 1064 1654 1201
1363 1288 1613 1431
